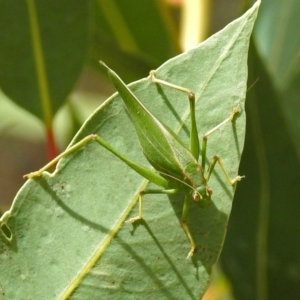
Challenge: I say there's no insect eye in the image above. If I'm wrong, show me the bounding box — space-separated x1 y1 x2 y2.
207 188 213 195
193 192 201 202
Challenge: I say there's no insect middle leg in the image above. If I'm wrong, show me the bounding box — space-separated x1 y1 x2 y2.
201 107 244 184
150 71 200 160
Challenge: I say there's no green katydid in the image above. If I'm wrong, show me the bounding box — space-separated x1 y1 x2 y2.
24 61 244 258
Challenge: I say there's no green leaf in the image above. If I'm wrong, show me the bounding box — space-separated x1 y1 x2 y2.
221 40 300 300
254 0 300 158
254 0 300 89
0 2 259 299
0 91 44 142
0 0 89 120
89 0 180 82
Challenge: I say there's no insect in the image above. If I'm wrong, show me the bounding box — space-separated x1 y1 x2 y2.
24 61 244 258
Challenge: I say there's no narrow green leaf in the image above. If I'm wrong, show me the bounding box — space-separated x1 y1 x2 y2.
254 0 300 88
89 0 180 82
254 0 300 158
0 2 259 299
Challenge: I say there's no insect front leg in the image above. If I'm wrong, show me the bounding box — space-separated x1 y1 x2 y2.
125 188 178 224
126 188 197 260
181 194 196 259
206 156 244 185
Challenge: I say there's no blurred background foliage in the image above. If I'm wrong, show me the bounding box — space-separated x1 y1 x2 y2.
0 0 299 299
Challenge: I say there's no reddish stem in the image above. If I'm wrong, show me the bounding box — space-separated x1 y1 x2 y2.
46 128 58 163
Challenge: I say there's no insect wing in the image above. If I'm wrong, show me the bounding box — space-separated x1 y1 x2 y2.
104 64 196 180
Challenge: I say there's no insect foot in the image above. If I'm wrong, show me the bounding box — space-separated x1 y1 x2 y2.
125 216 142 224
186 248 195 259
24 170 42 179
230 106 241 121
230 175 245 185
124 192 144 224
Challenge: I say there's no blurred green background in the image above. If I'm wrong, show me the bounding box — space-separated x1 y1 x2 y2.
0 0 299 299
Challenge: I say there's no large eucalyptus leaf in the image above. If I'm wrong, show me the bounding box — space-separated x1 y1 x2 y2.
220 40 300 300
0 0 89 119
0 2 259 299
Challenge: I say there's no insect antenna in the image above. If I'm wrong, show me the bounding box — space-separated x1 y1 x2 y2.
247 77 259 93
157 170 196 192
